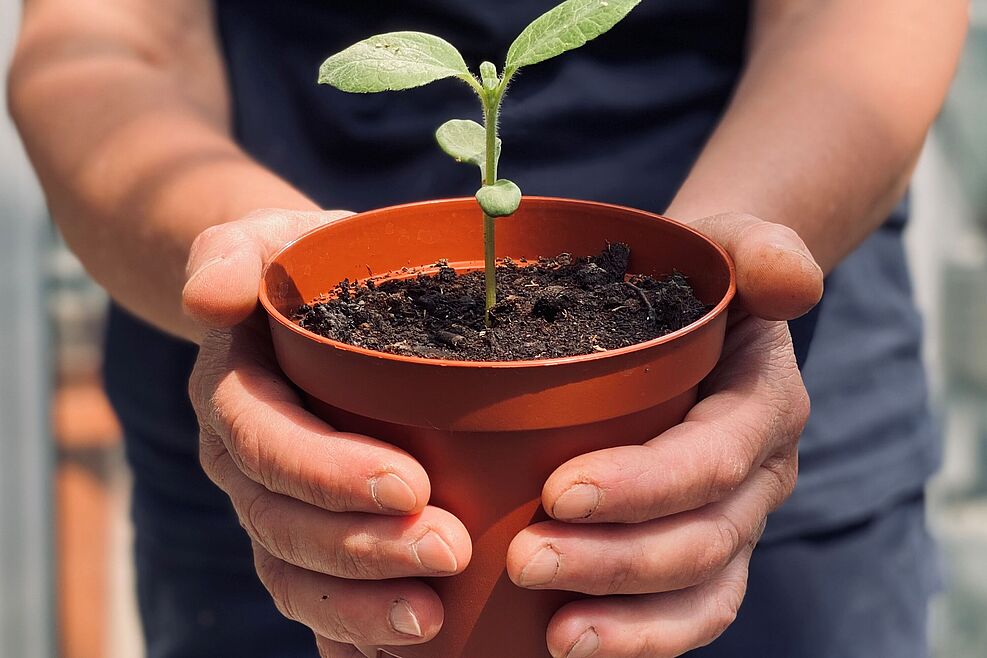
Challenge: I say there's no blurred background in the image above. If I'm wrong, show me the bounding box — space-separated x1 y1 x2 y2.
1 2 986 657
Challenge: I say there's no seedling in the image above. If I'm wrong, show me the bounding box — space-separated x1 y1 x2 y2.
318 0 641 322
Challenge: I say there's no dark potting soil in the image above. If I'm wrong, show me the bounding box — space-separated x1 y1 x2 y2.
293 244 710 362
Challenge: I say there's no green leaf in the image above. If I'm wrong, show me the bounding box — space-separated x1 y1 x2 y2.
506 0 642 70
319 31 471 93
476 180 522 218
435 119 501 175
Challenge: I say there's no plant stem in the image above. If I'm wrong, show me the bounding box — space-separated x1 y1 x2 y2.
481 92 500 324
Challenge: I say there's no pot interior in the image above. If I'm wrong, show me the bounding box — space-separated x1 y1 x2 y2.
263 197 733 327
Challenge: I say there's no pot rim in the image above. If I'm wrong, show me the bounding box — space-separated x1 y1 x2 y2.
259 196 736 369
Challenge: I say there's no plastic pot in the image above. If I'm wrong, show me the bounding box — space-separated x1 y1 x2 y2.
259 197 735 658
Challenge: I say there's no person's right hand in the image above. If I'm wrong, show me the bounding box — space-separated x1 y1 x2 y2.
184 209 473 658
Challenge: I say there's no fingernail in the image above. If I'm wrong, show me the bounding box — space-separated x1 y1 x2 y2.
519 545 561 588
413 530 458 573
565 627 600 658
371 473 417 513
552 484 601 520
786 248 823 276
388 599 423 638
187 256 225 284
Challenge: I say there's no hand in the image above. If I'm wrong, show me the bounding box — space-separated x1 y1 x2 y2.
184 209 472 657
506 213 824 658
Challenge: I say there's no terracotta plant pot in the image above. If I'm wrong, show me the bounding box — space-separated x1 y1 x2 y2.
259 197 735 658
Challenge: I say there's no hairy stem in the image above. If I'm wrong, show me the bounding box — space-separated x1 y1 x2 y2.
475 69 516 325
481 92 500 324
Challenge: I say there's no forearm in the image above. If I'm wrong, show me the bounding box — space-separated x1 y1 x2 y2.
13 101 316 341
7 0 316 341
666 0 968 272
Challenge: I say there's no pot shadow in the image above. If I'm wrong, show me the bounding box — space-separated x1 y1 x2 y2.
262 262 306 319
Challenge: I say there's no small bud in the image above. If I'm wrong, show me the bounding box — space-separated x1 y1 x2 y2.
480 61 499 90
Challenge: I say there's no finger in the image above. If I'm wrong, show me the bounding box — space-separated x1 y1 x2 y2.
509 458 782 595
545 542 753 658
252 542 443 647
191 327 431 515
314 637 367 658
688 212 823 321
200 440 471 578
542 318 807 523
183 209 353 328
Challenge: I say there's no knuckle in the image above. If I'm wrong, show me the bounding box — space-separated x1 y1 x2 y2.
187 226 218 268
765 221 801 244
242 490 314 576
301 463 351 513
571 542 641 595
188 223 238 269
255 551 299 621
761 453 798 507
315 638 332 658
750 517 768 548
790 385 811 431
749 220 806 254
197 222 232 245
711 211 759 231
322 603 369 645
712 513 743 563
640 477 673 521
701 583 744 647
601 550 636 595
337 533 385 579
631 631 682 658
704 597 740 647
187 358 213 423
731 212 761 227
187 332 233 424
223 395 265 482
692 513 741 584
197 430 227 483
769 367 810 443
243 487 278 543
708 450 748 501
241 207 284 224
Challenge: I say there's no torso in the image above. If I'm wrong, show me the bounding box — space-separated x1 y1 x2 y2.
104 0 936 548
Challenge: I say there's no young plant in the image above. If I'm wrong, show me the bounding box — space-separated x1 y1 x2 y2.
318 0 641 322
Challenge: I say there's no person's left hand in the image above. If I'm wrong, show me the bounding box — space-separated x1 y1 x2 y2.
506 212 824 658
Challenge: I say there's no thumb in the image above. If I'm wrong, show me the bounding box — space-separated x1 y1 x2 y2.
686 212 823 321
183 209 354 329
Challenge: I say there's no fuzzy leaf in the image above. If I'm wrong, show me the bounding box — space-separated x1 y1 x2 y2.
476 180 522 218
319 32 471 92
506 0 641 70
435 119 501 175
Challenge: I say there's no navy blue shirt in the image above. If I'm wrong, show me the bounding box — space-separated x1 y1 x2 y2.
106 0 938 558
